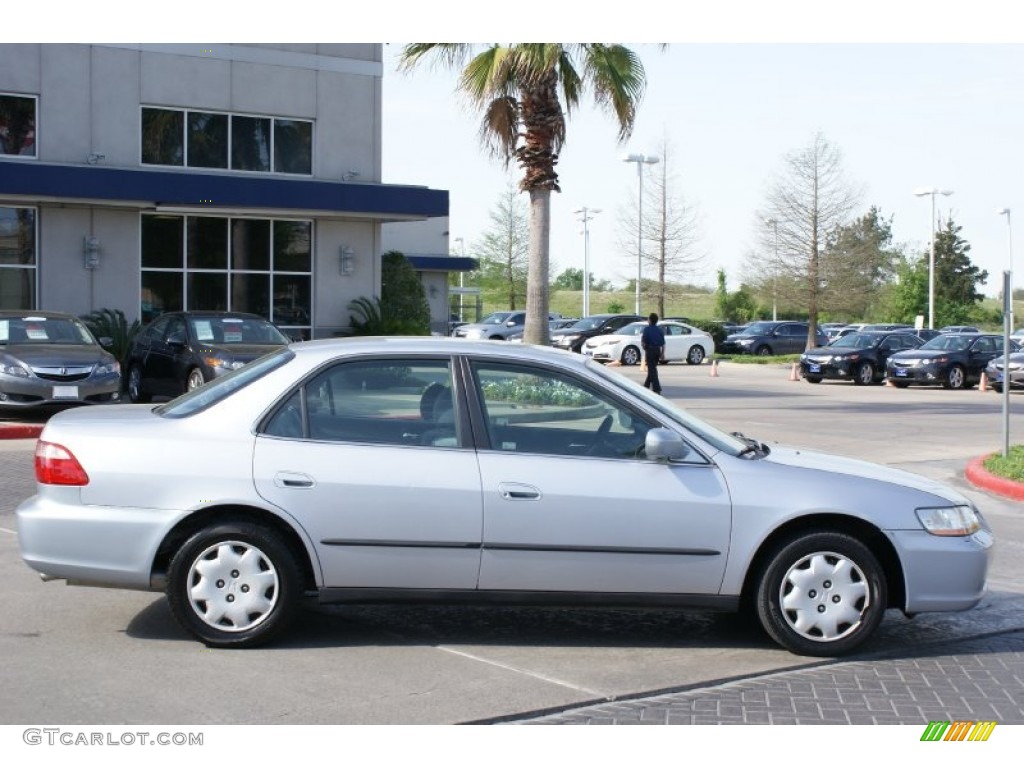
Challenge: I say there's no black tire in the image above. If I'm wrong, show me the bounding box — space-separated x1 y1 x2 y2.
942 365 966 390
755 345 772 357
805 375 823 384
853 361 875 386
992 382 1003 393
166 520 303 648
755 531 886 657
186 367 206 392
686 345 705 365
889 380 909 388
127 364 151 404
621 345 642 366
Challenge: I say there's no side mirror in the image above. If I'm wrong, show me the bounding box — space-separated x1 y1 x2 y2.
98 336 114 350
645 428 689 462
166 332 187 348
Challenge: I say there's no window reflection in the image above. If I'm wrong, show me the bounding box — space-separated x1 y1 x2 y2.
0 95 37 157
232 115 271 172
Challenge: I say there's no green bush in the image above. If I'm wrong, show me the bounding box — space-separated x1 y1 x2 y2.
80 308 141 367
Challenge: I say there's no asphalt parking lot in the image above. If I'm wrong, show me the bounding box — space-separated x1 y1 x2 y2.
0 360 1022 725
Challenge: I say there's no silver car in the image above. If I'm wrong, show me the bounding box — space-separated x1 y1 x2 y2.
17 338 991 656
0 311 122 409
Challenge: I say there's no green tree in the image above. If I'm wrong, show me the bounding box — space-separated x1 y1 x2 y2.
553 267 584 290
714 269 757 323
820 207 901 318
350 250 430 335
399 43 652 345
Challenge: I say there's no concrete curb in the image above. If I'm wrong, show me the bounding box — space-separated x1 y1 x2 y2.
0 423 43 440
965 455 1024 502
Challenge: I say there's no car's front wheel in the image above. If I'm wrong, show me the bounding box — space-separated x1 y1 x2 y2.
186 367 206 392
127 364 151 404
943 365 966 390
805 375 823 384
854 361 875 386
686 345 705 365
755 531 886 657
621 345 642 366
166 521 302 648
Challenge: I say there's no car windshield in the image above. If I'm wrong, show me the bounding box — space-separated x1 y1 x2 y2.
741 322 777 335
567 317 605 331
479 312 514 325
188 317 290 346
155 348 294 418
0 316 97 345
920 335 972 351
586 358 748 456
830 333 879 349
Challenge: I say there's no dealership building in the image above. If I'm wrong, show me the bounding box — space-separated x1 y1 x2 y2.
0 43 471 338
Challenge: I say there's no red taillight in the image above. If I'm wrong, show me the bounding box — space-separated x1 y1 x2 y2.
35 441 90 486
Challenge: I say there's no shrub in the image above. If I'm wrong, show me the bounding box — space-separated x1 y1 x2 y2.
80 308 141 367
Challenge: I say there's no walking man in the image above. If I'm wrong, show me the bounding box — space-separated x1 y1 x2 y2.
641 312 665 394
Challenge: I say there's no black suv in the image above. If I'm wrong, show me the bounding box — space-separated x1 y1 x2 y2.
800 331 923 385
550 313 643 353
719 321 828 356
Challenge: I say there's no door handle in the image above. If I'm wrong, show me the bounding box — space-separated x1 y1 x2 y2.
274 471 315 489
498 482 541 500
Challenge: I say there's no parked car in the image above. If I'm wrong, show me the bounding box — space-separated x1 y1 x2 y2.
451 311 557 341
582 321 715 366
885 333 1011 389
800 331 923 385
550 313 643 353
0 311 122 410
913 328 942 343
820 322 849 341
984 350 1024 392
125 311 290 402
938 325 980 334
719 321 828 356
17 337 991 656
1011 328 1024 344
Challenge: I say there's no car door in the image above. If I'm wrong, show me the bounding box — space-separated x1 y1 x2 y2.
776 323 808 354
968 336 1002 378
141 315 187 396
252 356 484 589
661 324 688 360
468 359 732 595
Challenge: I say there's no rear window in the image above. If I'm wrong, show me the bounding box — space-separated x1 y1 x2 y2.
155 348 294 418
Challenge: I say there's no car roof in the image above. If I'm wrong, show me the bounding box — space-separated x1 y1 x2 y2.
289 336 591 366
0 310 82 320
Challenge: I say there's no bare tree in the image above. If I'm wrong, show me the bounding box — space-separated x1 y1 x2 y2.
471 182 531 309
745 133 861 348
617 137 705 317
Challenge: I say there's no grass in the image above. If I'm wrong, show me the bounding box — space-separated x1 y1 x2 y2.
984 445 1024 483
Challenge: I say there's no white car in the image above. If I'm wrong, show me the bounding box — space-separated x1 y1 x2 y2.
17 338 991 656
582 321 715 366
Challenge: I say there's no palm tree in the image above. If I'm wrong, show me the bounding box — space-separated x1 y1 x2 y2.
399 44 650 344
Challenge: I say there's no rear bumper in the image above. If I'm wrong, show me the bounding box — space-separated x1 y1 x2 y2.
16 493 188 590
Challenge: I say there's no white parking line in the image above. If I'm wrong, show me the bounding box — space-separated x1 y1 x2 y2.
437 646 608 698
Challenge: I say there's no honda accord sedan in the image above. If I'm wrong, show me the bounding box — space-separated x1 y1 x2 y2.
0 311 122 409
18 338 991 656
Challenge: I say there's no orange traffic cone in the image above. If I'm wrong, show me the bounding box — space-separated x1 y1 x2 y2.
980 372 988 392
709 359 719 377
789 362 800 382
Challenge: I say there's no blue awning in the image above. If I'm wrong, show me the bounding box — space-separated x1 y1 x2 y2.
0 162 448 221
405 255 478 272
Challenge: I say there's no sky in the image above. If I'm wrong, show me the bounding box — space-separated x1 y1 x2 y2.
381 39 1023 296
22 1 1024 299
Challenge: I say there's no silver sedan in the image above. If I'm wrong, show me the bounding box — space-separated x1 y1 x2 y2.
17 338 991 656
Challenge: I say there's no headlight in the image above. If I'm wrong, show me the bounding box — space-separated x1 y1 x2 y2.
94 361 120 376
1 360 30 377
916 505 981 536
203 355 244 370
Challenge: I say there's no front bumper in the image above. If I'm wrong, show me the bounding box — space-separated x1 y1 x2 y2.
891 527 992 613
885 363 944 384
0 372 121 408
17 492 188 591
985 366 1024 389
800 360 856 380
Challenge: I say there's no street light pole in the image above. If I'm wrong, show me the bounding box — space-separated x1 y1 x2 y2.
454 236 465 322
997 207 1013 457
574 207 601 317
913 187 954 329
622 153 659 316
765 218 779 321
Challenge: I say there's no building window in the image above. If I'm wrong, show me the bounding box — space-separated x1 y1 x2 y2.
0 207 37 309
141 214 312 339
141 107 312 175
0 94 37 158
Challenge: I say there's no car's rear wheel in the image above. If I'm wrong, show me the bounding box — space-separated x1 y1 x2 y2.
943 365 966 390
167 521 302 648
621 345 641 366
686 345 705 365
854 361 875 386
186 368 206 392
127 364 151 404
755 531 886 657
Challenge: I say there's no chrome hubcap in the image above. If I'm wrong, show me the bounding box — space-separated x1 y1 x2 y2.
779 551 869 642
187 541 279 632
187 371 204 390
